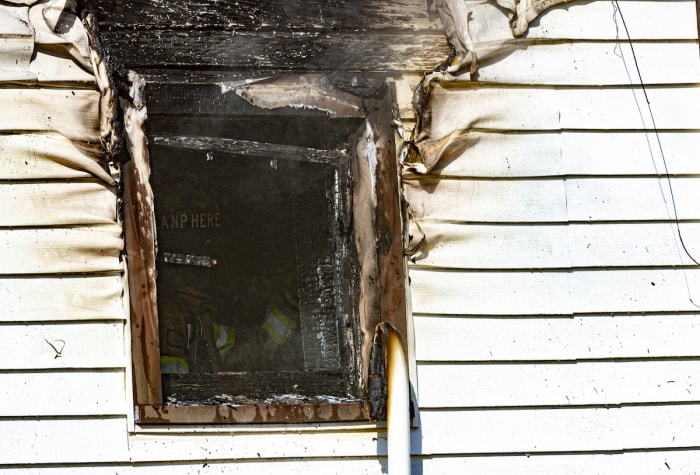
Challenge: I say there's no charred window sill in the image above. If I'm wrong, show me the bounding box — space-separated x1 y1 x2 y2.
138 402 369 424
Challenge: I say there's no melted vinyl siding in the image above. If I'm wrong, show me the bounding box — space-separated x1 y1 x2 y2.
407 0 700 472
0 1 130 468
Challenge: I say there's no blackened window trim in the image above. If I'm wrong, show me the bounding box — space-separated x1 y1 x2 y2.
123 75 407 424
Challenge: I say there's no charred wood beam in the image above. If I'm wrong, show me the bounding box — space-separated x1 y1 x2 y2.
150 134 346 167
122 73 162 406
101 30 450 73
164 371 352 401
96 0 440 32
146 116 363 150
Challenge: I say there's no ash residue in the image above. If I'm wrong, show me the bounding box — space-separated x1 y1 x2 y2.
166 393 360 406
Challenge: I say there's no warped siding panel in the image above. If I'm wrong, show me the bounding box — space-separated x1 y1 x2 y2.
427 87 559 137
31 49 98 84
0 54 95 86
0 226 123 274
128 430 386 462
0 1 133 472
405 177 700 223
426 86 700 138
0 133 112 182
416 451 700 474
0 418 129 465
0 276 125 322
0 3 33 82
404 178 568 223
0 323 125 370
410 268 700 315
414 222 570 269
0 371 126 416
427 131 564 177
430 131 700 178
417 361 700 408
475 41 700 86
414 222 698 269
413 314 700 362
0 3 32 36
0 89 100 142
416 405 700 455
0 37 34 82
0 182 117 226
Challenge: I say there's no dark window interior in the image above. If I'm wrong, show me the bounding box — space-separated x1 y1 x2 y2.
148 117 364 404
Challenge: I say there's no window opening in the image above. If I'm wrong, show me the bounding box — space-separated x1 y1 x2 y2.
150 135 359 404
123 76 405 424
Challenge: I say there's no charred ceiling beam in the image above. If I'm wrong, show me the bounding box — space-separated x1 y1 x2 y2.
100 29 450 73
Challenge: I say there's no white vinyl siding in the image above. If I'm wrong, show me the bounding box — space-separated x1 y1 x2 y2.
407 0 700 473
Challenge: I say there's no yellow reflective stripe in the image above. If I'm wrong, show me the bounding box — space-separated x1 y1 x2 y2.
262 302 295 345
212 322 236 360
160 355 189 374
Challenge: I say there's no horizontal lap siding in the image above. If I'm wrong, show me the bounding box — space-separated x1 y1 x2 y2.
406 177 700 222
0 133 113 182
424 86 700 137
0 276 126 321
0 226 123 274
418 361 700 407
128 430 385 463
0 459 388 475
429 131 700 177
0 2 131 469
406 0 700 472
416 405 700 454
0 371 127 417
413 222 700 268
472 42 700 85
414 452 700 475
1 323 126 370
411 269 700 315
414 314 700 361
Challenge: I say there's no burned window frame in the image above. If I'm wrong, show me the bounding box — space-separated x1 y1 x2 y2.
123 75 408 424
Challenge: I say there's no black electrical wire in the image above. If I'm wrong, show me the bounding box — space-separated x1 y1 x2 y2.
614 0 700 267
